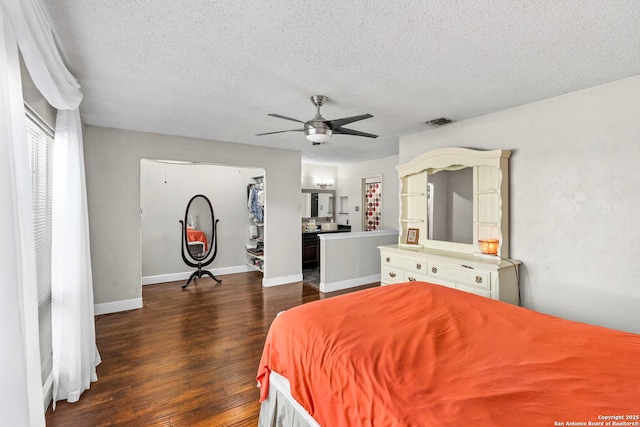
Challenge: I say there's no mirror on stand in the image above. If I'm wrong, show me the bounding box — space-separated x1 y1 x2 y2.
179 194 221 289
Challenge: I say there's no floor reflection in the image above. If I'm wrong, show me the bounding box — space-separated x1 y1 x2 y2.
302 267 320 289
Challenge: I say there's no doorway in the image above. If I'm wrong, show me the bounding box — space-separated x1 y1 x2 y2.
140 159 265 285
362 174 382 231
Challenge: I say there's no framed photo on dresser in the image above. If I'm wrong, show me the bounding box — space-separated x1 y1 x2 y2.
406 228 419 244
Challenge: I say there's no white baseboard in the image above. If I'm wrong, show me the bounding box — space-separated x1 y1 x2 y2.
145 267 305 288
320 274 381 293
43 370 52 410
102 268 303 314
94 298 143 315
141 265 250 285
262 273 304 287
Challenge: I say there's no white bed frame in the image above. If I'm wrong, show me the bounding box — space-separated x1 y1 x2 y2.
258 372 319 427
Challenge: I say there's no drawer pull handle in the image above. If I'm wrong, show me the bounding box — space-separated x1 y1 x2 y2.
389 272 396 278
475 275 483 283
386 257 390 263
415 263 422 270
431 267 438 274
408 276 416 281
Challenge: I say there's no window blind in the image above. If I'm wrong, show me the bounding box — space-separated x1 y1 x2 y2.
25 105 54 384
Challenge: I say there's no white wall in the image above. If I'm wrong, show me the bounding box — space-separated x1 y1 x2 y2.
301 163 337 190
140 160 263 281
336 155 399 231
320 230 399 292
84 125 302 308
400 75 640 333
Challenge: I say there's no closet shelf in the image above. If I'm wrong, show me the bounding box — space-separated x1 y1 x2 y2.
247 261 264 272
246 250 264 260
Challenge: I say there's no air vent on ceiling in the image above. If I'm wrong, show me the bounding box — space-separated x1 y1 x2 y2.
425 117 455 127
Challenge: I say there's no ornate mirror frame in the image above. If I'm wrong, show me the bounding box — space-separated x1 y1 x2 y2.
396 148 511 258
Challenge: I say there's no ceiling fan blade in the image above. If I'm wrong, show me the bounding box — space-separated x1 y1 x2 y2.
327 114 373 129
333 127 378 139
255 129 304 136
267 113 305 123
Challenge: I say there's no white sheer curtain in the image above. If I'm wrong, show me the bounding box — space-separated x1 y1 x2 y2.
51 109 101 406
1 0 100 416
1 0 82 109
0 6 46 425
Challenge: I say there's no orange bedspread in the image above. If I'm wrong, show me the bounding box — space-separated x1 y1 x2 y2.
187 228 208 251
257 282 640 426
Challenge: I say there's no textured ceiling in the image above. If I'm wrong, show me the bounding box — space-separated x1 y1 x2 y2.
41 0 640 164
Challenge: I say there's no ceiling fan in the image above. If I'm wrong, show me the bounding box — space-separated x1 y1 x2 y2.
256 95 378 145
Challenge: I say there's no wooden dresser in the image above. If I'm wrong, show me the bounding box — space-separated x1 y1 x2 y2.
380 147 521 304
379 245 520 304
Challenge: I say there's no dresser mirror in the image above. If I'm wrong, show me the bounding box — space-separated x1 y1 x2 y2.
397 148 511 257
301 189 335 221
427 167 473 244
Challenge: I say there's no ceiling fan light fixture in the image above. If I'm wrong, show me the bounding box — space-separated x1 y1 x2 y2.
306 128 332 144
305 119 332 144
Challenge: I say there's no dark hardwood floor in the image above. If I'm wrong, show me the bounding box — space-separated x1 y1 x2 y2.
45 271 378 426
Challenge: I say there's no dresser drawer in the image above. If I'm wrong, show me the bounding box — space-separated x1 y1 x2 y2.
457 284 491 299
382 252 426 272
427 262 467 283
423 275 456 289
405 272 429 283
465 271 491 291
381 265 404 284
407 258 426 275
427 263 491 290
382 253 413 270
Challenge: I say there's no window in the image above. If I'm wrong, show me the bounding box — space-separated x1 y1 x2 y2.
25 105 54 387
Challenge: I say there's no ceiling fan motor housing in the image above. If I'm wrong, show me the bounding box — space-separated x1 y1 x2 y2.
310 95 328 107
305 119 332 143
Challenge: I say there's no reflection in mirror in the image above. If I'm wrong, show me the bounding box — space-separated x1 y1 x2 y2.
427 168 473 244
186 196 214 260
317 193 332 217
301 189 335 221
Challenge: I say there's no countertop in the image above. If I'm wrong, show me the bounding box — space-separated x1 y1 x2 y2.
302 225 351 234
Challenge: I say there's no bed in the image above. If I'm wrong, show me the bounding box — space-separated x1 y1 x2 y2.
257 282 640 426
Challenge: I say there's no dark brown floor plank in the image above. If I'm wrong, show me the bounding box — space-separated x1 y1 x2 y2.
45 271 378 426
